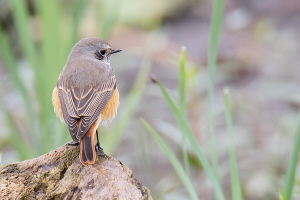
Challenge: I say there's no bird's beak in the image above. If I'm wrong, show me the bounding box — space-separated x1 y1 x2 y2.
110 49 122 54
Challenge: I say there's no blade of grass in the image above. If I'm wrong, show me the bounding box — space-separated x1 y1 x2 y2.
279 189 285 200
224 88 243 200
283 112 300 200
152 79 225 200
102 59 151 154
207 0 224 182
10 0 38 69
71 0 85 44
179 46 186 115
141 119 198 200
178 46 190 175
36 0 64 153
182 139 190 175
98 0 123 40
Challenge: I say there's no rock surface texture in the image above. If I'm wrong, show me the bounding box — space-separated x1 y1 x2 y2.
0 144 152 200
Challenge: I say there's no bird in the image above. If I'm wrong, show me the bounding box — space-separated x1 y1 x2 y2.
52 37 121 165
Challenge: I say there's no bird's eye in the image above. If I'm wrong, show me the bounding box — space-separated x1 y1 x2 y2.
100 49 106 56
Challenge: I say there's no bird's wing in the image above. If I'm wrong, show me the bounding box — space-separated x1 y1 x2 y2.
58 74 116 140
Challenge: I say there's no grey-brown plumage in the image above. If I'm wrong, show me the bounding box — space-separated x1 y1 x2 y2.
53 38 121 165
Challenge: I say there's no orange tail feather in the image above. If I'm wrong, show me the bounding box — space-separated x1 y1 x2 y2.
79 128 96 165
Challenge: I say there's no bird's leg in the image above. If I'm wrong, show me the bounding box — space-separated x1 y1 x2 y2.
67 140 80 146
95 130 103 153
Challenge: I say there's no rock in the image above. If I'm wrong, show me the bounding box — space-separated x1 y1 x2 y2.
0 144 152 200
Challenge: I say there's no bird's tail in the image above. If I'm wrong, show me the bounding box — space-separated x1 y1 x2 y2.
79 128 96 165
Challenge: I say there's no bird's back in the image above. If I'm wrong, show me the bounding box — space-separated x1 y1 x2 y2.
59 57 112 91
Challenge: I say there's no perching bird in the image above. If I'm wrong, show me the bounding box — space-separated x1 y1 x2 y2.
52 38 121 165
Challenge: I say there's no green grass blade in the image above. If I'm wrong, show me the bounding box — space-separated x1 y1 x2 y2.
279 189 286 200
102 60 151 154
283 112 300 200
10 0 38 69
36 0 64 153
0 28 20 87
99 0 123 40
153 80 225 199
179 46 186 115
224 88 243 200
141 119 199 200
71 0 85 44
178 46 190 175
207 0 224 181
182 137 190 176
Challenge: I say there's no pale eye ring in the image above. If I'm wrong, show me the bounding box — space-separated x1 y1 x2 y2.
100 49 106 56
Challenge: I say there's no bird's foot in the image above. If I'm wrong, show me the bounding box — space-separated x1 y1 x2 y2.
95 143 104 154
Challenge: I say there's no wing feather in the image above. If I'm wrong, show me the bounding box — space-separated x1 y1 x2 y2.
58 88 79 139
58 74 116 141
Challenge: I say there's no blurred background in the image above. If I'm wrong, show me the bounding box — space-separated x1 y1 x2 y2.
0 0 300 199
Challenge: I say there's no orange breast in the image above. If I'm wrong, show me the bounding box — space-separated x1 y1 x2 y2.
100 88 119 125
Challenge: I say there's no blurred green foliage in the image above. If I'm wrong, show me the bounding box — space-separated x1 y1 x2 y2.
142 0 242 199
